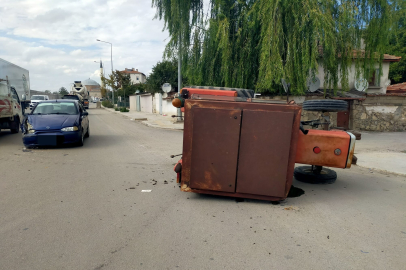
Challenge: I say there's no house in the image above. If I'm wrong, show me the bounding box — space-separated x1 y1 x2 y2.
82 78 102 99
120 68 146 84
386 82 406 94
316 49 401 94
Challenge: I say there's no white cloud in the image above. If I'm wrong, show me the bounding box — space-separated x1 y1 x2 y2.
0 0 169 91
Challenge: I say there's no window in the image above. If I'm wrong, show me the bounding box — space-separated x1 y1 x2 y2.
136 77 139 80
369 69 380 87
31 95 45 100
11 88 20 103
32 102 78 115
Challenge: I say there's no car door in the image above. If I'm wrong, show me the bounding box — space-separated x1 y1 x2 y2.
10 87 23 120
78 103 89 133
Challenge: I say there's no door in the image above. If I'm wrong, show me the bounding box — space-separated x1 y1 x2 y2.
337 101 350 130
236 110 294 197
189 107 241 192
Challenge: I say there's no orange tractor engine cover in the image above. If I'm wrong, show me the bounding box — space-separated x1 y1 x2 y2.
295 129 355 169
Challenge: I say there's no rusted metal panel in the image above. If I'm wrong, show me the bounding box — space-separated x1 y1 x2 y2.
295 129 351 168
236 110 294 197
181 99 302 201
189 107 241 192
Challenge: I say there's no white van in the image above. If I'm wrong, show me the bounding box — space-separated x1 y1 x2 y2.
30 95 49 109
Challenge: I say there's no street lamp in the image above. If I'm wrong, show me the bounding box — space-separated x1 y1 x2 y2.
96 39 114 105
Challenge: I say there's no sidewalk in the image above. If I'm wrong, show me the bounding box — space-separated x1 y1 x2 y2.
354 131 406 176
101 106 184 130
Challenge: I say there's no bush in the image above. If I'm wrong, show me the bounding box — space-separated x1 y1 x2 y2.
119 107 129 112
115 107 119 111
102 100 114 108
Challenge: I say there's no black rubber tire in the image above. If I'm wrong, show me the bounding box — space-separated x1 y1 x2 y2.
85 125 89 138
294 166 337 184
302 100 348 112
77 130 84 146
10 117 19 133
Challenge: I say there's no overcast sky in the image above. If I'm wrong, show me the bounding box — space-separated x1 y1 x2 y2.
0 0 169 92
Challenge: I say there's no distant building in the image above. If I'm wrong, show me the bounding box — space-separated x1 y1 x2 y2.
82 78 101 99
120 68 146 84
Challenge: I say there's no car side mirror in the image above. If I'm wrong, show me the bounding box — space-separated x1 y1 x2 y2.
22 94 26 101
82 111 88 116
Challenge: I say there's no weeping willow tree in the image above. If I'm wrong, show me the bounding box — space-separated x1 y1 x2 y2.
152 0 400 94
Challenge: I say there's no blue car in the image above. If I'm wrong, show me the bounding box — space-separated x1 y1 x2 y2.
22 100 89 147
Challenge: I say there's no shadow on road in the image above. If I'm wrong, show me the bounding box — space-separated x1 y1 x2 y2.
24 134 119 150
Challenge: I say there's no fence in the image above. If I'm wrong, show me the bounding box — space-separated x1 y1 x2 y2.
129 93 177 115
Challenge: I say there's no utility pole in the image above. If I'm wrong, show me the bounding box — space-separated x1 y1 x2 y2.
177 32 182 121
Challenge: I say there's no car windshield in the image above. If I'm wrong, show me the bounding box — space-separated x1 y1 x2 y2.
63 95 79 100
32 102 78 115
31 95 45 100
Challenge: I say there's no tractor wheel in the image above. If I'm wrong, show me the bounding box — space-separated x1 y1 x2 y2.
302 100 348 112
294 166 337 184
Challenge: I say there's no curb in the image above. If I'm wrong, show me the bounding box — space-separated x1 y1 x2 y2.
140 121 183 131
355 164 406 177
101 106 183 131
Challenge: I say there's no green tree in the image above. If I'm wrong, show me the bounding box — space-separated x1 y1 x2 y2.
117 83 146 98
388 2 406 83
152 0 401 94
102 70 148 99
59 87 69 96
145 59 184 93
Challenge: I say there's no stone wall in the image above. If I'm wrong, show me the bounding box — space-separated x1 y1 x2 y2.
301 110 338 129
351 96 406 131
258 94 406 131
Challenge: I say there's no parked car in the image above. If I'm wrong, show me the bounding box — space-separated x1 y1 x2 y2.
22 100 89 147
29 95 49 109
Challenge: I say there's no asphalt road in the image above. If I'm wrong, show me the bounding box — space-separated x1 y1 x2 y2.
0 106 405 270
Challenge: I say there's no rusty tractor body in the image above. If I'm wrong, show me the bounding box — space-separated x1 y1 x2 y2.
172 86 355 201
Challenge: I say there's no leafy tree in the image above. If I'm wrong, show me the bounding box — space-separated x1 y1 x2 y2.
52 91 60 98
145 59 184 93
102 70 147 99
101 70 123 91
388 2 406 83
152 0 401 94
117 83 145 98
44 90 51 94
59 87 69 96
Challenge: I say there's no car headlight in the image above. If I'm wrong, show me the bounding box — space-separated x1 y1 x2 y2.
61 126 79 132
27 122 35 133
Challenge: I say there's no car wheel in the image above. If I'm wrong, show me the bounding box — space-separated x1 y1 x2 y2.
85 125 89 138
77 130 84 146
10 117 19 133
302 100 348 112
294 166 337 184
